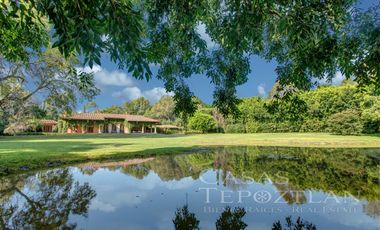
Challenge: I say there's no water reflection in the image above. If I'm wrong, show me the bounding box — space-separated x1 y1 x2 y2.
173 205 200 230
118 146 380 202
272 216 316 230
172 205 316 230
173 205 248 230
0 169 96 229
0 146 379 229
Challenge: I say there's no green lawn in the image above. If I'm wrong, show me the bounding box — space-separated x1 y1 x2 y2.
0 133 379 175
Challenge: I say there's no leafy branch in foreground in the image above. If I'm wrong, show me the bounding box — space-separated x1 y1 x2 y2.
1 0 379 116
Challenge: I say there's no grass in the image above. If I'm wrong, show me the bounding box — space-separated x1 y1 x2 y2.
0 133 379 175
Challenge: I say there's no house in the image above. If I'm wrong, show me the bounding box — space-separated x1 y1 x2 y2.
40 120 58 132
60 112 160 134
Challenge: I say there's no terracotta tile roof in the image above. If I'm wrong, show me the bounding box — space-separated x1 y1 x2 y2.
125 114 159 123
40 120 58 125
62 113 159 123
156 125 183 129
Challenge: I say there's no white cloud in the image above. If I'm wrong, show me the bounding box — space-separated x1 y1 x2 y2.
95 69 135 87
112 86 142 100
144 87 174 102
112 87 173 103
77 64 102 74
257 83 267 97
317 71 346 86
78 65 172 103
91 199 116 213
77 65 134 87
332 72 345 85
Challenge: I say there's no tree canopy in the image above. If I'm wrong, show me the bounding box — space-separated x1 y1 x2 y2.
1 0 379 117
0 47 98 133
124 97 151 115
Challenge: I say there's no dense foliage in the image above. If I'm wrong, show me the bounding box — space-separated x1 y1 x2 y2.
188 112 216 133
122 146 380 201
1 0 379 116
326 110 364 135
80 82 380 135
223 83 380 135
0 48 98 134
123 97 151 115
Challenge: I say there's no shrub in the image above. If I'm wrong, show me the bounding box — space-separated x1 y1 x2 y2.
275 122 301 132
225 123 245 133
255 122 277 133
245 121 259 133
3 122 31 135
188 113 216 133
300 119 327 132
327 110 363 135
3 120 41 135
361 97 380 133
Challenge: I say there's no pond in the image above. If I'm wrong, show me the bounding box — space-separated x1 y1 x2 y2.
1 146 379 229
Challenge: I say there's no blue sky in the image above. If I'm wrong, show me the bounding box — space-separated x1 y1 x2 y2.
79 54 278 110
77 0 375 110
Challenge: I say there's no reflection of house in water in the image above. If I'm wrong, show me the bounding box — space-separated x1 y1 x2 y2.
273 183 306 204
77 158 155 175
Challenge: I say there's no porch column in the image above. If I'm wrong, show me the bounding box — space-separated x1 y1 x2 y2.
98 125 103 133
124 125 130 134
124 122 131 134
141 125 145 133
154 125 157 134
116 123 121 133
108 124 112 133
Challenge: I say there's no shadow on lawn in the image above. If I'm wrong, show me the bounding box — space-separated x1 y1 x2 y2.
0 133 188 142
0 145 202 176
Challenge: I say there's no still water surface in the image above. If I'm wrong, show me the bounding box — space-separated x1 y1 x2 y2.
1 146 379 229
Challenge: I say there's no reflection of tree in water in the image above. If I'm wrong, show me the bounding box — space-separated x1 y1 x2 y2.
272 216 316 230
273 183 306 204
173 205 200 230
215 207 247 230
172 205 247 230
363 201 380 219
70 146 379 207
0 169 96 229
172 205 316 230
153 146 379 202
119 164 150 179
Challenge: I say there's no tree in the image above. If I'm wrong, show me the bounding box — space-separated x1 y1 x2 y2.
2 0 378 117
101 105 125 114
188 112 216 133
0 48 99 133
145 96 177 124
124 97 151 115
84 102 98 113
327 110 364 135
